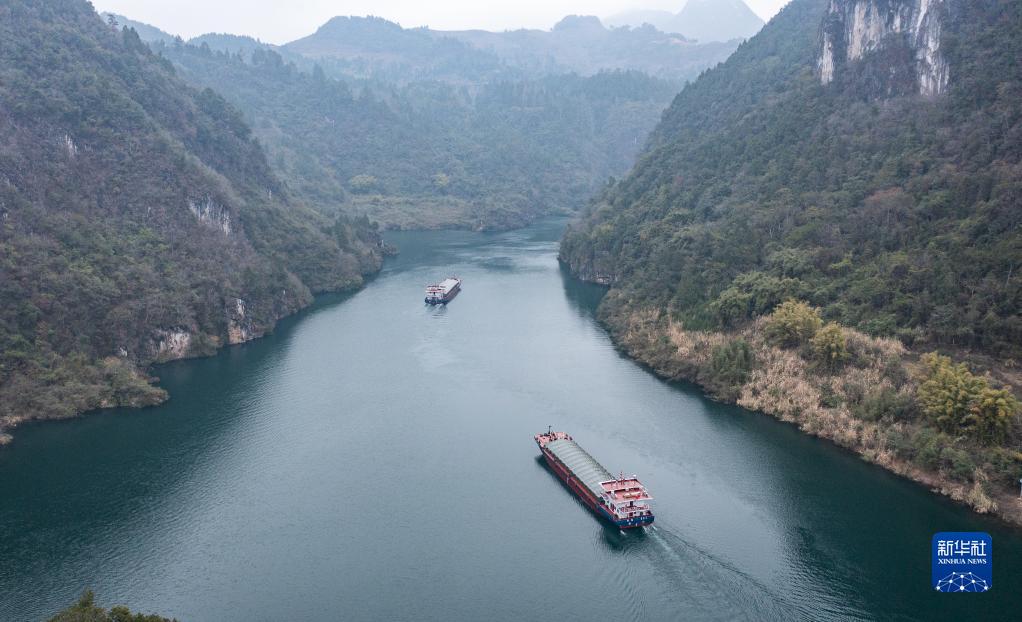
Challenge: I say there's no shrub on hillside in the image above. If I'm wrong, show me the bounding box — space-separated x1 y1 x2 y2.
763 300 822 348
811 322 848 370
916 353 1020 446
706 339 755 398
854 386 916 422
348 174 379 193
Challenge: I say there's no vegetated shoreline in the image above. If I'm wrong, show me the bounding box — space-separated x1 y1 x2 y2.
584 288 1022 529
0 264 390 449
0 209 548 448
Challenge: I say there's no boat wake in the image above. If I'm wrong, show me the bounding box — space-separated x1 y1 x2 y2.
600 523 817 621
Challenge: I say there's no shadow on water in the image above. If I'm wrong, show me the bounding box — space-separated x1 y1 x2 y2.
0 284 368 613
558 263 607 320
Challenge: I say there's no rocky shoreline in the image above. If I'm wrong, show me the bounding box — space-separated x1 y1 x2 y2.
0 269 381 447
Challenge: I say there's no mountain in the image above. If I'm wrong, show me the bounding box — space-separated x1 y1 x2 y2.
285 16 514 84
606 1 765 42
0 0 384 443
100 12 178 44
561 0 1022 515
674 0 765 41
439 15 740 81
282 15 740 83
564 0 1020 356
118 16 736 229
604 9 677 32
148 37 679 230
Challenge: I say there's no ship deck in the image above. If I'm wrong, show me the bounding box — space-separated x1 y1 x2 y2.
544 439 614 499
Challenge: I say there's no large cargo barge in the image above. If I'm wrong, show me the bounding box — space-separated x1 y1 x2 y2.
535 429 654 529
425 277 462 305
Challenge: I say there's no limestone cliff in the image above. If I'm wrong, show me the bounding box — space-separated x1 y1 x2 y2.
818 0 949 96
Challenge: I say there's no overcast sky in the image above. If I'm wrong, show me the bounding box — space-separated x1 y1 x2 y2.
91 1 791 44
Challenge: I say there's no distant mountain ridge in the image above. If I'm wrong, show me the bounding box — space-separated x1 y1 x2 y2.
145 34 679 230
607 0 765 42
283 15 739 83
112 13 732 230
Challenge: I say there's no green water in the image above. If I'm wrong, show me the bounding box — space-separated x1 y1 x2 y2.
1 221 1020 621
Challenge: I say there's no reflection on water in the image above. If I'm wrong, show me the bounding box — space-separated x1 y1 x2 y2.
1 219 1021 621
559 263 607 321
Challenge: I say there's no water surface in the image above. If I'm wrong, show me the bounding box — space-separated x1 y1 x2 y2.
1 220 1020 621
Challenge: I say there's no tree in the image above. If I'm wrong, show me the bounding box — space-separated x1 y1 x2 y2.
917 353 1021 445
917 353 985 435
49 591 175 622
967 387 1020 446
764 300 822 348
811 322 848 370
707 339 755 398
348 174 379 193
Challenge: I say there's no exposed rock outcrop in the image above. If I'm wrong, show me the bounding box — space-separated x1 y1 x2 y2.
818 0 949 96
152 328 193 361
187 196 233 236
227 297 255 345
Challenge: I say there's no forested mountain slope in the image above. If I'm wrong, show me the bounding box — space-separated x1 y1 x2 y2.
0 0 383 442
563 0 1021 358
561 0 1022 520
145 36 679 230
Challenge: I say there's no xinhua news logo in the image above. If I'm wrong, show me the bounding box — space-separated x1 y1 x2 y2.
932 532 992 593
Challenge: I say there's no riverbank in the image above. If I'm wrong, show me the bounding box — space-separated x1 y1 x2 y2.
6 221 1022 621
0 261 385 447
593 290 1022 528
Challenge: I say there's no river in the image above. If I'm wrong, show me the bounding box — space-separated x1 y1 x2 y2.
1 220 1020 621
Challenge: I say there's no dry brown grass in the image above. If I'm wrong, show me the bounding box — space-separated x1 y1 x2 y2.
609 304 1018 525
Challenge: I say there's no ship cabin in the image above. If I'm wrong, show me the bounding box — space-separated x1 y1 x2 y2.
600 477 653 521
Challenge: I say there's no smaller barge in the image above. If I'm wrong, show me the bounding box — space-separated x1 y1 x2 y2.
425 277 462 305
535 429 654 529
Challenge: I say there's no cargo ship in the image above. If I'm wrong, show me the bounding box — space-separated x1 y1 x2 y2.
425 277 462 305
535 429 654 529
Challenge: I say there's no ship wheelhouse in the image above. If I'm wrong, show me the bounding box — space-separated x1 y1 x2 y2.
599 477 653 521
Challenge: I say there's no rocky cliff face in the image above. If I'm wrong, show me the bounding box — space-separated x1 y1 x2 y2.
818 0 949 96
188 196 233 236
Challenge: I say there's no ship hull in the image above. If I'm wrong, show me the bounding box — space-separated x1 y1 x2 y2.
541 447 654 529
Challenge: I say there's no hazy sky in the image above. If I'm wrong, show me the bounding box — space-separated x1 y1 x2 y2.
91 1 791 44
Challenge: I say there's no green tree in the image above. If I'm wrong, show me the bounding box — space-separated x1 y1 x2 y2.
49 591 175 622
916 353 1020 445
967 387 1020 446
348 174 379 193
764 300 822 348
917 353 985 435
811 322 848 370
707 339 755 398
